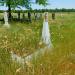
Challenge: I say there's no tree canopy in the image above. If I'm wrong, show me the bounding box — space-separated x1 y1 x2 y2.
0 0 48 20
0 0 48 9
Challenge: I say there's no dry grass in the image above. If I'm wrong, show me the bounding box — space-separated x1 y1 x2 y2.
0 12 75 75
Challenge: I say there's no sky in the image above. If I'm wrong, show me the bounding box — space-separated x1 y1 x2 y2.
27 0 75 9
0 0 75 10
49 0 75 9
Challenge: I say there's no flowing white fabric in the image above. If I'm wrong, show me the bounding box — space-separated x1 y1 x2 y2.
3 3 9 27
4 12 10 27
42 13 52 47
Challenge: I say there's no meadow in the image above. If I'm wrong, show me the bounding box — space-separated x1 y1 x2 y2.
0 12 75 75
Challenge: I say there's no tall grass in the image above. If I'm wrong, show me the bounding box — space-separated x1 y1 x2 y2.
0 12 75 75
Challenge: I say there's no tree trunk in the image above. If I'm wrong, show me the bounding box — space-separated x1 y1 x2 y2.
8 3 12 21
52 13 55 20
28 12 31 22
22 13 25 22
18 11 20 21
22 13 25 19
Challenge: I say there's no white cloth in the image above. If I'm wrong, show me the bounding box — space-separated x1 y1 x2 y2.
4 12 8 22
4 12 9 27
42 20 52 47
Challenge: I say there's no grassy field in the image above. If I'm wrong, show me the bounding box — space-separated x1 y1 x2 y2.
0 12 75 75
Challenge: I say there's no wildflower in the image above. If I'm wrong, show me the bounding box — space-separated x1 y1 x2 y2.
39 42 43 46
25 61 32 68
4 35 7 38
40 64 43 66
4 40 8 44
16 68 21 73
27 29 32 33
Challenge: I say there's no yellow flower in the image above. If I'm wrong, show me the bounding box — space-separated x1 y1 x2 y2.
16 68 21 73
25 61 32 68
4 35 7 38
27 29 32 33
39 42 43 46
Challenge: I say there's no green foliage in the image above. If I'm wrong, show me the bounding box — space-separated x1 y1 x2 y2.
0 0 48 9
0 0 31 9
36 0 48 6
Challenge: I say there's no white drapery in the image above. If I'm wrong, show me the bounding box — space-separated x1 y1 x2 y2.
42 12 52 47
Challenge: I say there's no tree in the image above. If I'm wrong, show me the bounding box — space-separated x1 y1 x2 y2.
0 0 48 20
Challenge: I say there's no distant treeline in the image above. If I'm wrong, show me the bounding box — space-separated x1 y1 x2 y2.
32 9 75 13
0 8 75 13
